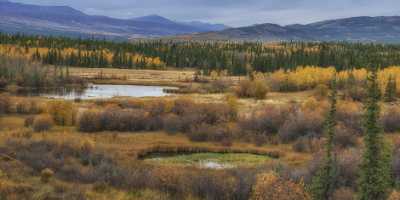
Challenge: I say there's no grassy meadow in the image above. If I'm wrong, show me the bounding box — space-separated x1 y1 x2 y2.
1 36 400 199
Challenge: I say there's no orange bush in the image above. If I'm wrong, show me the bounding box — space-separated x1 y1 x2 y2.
47 100 76 126
0 94 11 114
251 172 310 200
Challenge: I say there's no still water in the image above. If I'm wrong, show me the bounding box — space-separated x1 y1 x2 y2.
23 84 176 99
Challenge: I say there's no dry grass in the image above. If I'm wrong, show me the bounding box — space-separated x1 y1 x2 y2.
0 111 311 167
69 67 196 87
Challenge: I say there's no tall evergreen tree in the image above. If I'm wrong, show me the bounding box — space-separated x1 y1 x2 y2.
310 77 338 200
358 67 392 200
384 75 397 102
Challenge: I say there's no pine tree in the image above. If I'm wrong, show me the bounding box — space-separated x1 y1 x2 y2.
384 75 397 102
358 67 392 200
310 77 338 200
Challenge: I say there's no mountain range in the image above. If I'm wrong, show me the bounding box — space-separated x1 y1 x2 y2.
179 16 400 43
0 0 227 39
1 0 400 42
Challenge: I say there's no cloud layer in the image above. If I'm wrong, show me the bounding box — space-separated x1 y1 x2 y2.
12 0 400 26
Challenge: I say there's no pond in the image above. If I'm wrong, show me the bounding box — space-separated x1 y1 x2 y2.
19 84 177 99
144 153 270 169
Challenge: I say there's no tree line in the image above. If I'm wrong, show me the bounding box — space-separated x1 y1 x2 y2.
1 33 400 74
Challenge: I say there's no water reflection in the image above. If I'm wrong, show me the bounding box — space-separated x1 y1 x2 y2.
19 84 176 99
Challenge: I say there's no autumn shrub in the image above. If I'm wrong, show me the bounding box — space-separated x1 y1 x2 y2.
15 100 32 114
0 77 7 88
163 114 183 134
391 139 400 183
187 170 239 200
150 166 184 195
78 109 102 132
336 101 363 133
235 80 253 98
305 148 361 190
332 187 356 200
24 115 35 127
119 99 145 109
235 80 268 99
15 100 42 114
188 123 215 142
47 100 76 126
336 148 362 188
253 80 269 99
251 171 310 200
278 109 324 142
334 123 358 148
146 115 164 131
225 94 239 120
206 79 231 93
292 137 312 153
313 84 329 100
239 105 290 135
146 99 173 117
389 190 400 200
344 86 367 101
33 114 54 132
381 106 400 133
40 168 54 183
104 107 148 131
0 94 11 114
207 103 235 123
171 98 196 115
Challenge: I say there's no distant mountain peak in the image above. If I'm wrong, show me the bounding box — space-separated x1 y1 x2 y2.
177 16 400 43
0 1 228 39
134 15 174 24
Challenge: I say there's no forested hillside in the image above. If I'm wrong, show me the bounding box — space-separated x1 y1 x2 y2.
1 33 400 75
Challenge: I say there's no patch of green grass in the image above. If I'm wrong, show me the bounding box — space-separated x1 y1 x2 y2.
145 153 270 168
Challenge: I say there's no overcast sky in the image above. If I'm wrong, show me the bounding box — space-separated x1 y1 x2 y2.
11 0 400 27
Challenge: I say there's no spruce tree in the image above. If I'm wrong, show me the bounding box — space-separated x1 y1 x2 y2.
384 75 397 102
358 67 392 200
310 77 338 200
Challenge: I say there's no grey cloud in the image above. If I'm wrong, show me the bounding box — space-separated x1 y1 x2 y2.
11 0 400 26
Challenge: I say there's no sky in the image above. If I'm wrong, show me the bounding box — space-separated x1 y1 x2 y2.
11 0 400 27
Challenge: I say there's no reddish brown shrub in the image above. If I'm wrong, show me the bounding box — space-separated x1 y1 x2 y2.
41 168 54 183
381 106 400 133
336 101 363 133
33 114 54 132
78 109 102 132
278 109 324 142
0 94 11 114
206 79 231 93
251 171 310 200
172 98 196 115
24 115 35 127
188 123 215 142
239 105 290 135
334 124 358 148
163 114 183 134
